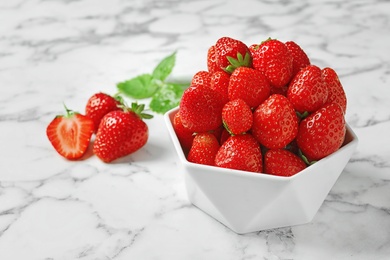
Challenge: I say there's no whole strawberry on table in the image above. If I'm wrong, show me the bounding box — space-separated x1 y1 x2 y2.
174 36 348 177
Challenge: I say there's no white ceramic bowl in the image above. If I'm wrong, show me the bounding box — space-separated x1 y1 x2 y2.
164 107 358 234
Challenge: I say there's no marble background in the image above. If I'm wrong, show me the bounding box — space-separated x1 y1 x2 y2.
1 0 390 259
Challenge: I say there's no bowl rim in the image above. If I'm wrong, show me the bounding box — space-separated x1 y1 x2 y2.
164 106 358 181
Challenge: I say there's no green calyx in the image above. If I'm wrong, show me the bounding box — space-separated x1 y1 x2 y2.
60 103 78 118
222 120 247 136
260 37 273 45
222 120 234 136
224 52 252 74
296 111 309 120
130 102 154 120
298 149 317 166
251 37 275 51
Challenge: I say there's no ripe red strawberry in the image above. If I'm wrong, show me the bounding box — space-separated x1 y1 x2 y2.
46 106 94 160
215 37 252 74
191 70 211 88
207 45 219 74
210 71 230 104
85 92 122 132
322 67 347 114
228 67 270 108
296 103 346 162
285 41 310 77
287 64 328 114
250 39 293 88
179 84 224 133
172 111 195 153
93 103 151 163
222 99 253 135
215 134 263 173
252 94 298 149
187 132 220 166
264 149 307 177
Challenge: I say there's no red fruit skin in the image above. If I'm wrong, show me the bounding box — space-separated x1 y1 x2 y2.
252 94 299 149
270 85 288 96
285 41 310 77
85 92 121 133
187 132 220 166
264 149 307 177
93 110 148 163
191 71 212 88
173 111 195 153
219 128 231 145
222 99 253 135
287 65 328 113
179 84 224 133
296 103 346 161
210 71 230 105
46 113 94 160
215 134 263 173
228 67 271 109
210 125 224 144
322 67 347 114
215 37 252 73
207 45 220 74
250 39 293 88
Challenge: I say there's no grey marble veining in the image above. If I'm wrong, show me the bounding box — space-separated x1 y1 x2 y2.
0 0 390 259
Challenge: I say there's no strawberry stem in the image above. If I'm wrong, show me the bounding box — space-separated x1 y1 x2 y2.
62 103 77 118
296 111 309 120
129 102 153 119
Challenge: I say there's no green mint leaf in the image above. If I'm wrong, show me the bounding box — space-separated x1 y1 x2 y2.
149 82 185 114
117 74 158 99
152 52 176 81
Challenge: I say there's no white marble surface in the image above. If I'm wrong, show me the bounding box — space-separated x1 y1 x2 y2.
1 0 390 259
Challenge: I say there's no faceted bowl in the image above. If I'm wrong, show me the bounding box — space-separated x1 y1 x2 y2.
164 107 358 234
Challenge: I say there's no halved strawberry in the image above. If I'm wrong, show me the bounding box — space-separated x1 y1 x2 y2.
46 106 94 160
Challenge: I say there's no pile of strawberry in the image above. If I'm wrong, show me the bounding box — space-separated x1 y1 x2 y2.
173 37 347 177
46 93 152 163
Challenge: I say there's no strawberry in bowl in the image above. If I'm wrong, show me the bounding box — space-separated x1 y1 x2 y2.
164 36 358 233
